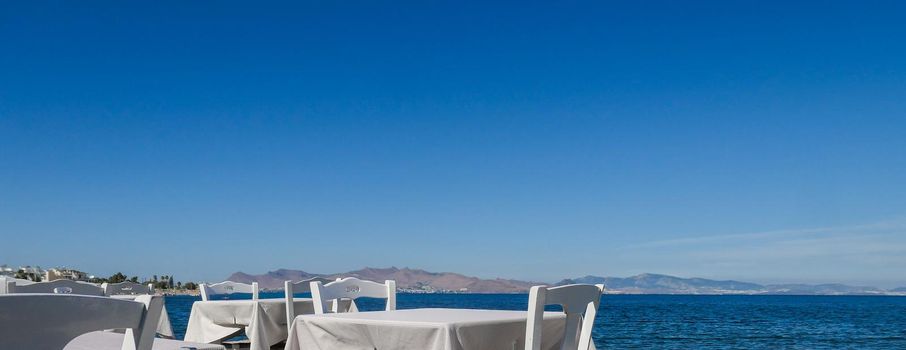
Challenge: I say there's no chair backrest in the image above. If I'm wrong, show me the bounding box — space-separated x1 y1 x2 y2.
5 279 105 296
0 294 163 350
310 277 396 314
525 284 604 350
284 277 333 329
0 277 35 294
103 281 155 296
199 281 259 301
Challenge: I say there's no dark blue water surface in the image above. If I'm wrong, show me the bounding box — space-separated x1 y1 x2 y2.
165 294 906 349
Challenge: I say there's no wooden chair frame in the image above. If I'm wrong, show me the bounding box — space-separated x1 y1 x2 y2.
310 277 396 314
199 281 259 301
525 284 604 350
0 294 163 350
284 277 333 330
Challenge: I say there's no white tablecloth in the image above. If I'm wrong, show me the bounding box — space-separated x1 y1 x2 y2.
111 295 175 338
185 298 353 350
285 308 593 350
66 331 225 350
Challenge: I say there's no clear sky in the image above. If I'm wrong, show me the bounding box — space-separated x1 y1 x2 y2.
2 1 905 287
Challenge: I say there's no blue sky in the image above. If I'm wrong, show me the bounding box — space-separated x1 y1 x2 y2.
2 1 905 287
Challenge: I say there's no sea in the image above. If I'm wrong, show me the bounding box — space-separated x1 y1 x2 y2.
165 293 906 349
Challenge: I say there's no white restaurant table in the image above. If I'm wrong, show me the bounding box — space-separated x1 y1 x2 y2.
185 298 354 350
111 294 175 338
285 308 594 350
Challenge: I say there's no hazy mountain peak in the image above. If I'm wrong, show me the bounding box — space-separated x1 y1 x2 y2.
225 268 903 295
556 274 897 295
228 266 535 292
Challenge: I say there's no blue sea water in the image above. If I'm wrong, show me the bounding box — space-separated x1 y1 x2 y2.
165 293 906 349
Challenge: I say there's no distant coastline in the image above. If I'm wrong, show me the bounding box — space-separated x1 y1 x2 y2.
7 263 903 296
228 267 906 296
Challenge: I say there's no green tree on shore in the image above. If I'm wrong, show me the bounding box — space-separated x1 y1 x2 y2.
109 272 127 283
15 269 42 282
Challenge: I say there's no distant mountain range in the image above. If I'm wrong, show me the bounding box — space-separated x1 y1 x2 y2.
226 267 906 296
227 267 539 293
557 274 904 296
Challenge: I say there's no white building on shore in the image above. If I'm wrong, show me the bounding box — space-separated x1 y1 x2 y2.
45 268 89 282
1 265 92 282
0 265 15 278
18 266 46 281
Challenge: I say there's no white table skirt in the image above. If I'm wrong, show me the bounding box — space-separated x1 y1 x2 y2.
185 298 353 350
285 308 594 350
110 295 175 338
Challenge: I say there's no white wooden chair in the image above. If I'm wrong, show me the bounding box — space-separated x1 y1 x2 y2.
310 277 396 314
0 294 163 350
525 284 604 350
0 276 34 294
284 277 332 330
5 279 105 296
103 281 155 296
199 281 259 301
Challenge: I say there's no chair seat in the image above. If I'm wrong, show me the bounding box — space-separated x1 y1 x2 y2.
221 339 251 349
66 331 226 350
